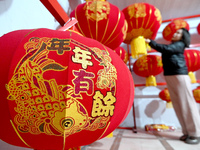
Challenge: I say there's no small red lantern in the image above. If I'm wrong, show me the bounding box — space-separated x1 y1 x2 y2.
70 0 127 50
0 28 134 149
122 3 162 58
159 88 172 108
193 86 200 103
113 46 128 64
162 19 189 41
133 55 163 86
184 49 200 83
197 23 200 35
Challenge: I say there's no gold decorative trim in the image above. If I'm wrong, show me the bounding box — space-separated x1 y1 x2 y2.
97 122 110 140
10 120 31 148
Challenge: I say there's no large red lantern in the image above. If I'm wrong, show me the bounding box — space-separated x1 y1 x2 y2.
113 46 128 64
193 86 200 103
184 49 200 83
122 3 162 58
162 19 190 41
70 0 127 50
159 88 172 108
0 28 134 149
133 55 163 86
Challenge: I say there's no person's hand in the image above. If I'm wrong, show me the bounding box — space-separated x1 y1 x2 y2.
145 39 151 43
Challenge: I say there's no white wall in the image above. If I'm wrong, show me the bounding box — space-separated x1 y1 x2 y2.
1 1 200 149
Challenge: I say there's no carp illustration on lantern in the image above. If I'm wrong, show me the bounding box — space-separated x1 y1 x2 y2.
122 3 162 58
70 0 127 50
159 88 173 108
162 19 189 41
184 49 200 83
0 29 134 150
133 54 163 86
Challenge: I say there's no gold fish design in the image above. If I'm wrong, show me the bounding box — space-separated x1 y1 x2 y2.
6 37 110 137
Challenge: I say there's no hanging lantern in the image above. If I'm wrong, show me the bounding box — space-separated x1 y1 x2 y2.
162 19 190 41
133 55 163 86
0 28 134 150
159 88 173 108
184 49 200 83
122 3 162 58
193 86 200 103
197 23 200 35
70 0 127 50
113 46 128 64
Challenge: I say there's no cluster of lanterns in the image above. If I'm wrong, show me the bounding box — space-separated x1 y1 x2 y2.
1 0 200 149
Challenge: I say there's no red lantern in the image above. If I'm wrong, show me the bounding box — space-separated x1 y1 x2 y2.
197 23 200 35
184 49 200 83
193 86 200 103
159 88 172 108
113 46 128 64
122 3 162 58
162 19 190 41
70 0 127 50
133 55 163 86
0 28 134 149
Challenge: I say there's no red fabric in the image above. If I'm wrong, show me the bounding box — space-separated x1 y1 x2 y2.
159 88 171 102
197 23 200 35
0 28 134 149
184 49 200 72
162 19 190 41
133 55 163 77
114 46 128 64
0 29 37 147
122 3 162 44
70 1 127 49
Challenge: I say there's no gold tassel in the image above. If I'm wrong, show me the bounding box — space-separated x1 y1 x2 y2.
146 43 151 52
85 0 106 1
166 102 173 108
188 72 196 83
130 36 147 59
146 75 157 86
106 132 113 138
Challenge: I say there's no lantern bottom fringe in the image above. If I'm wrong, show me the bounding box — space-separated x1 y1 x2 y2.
146 75 157 86
188 72 196 83
130 36 147 59
166 102 173 108
106 132 113 138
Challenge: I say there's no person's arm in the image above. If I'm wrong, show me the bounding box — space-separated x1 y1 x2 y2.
145 39 185 54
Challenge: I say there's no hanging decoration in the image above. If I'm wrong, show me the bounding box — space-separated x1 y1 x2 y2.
193 86 200 103
184 49 200 83
70 0 127 50
162 19 190 41
113 46 128 64
122 3 162 58
0 28 134 150
197 22 200 35
159 88 173 108
133 54 163 86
